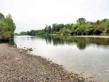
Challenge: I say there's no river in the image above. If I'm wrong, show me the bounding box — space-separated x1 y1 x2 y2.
14 35 109 82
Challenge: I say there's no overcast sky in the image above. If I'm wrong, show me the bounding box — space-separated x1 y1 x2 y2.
0 0 109 33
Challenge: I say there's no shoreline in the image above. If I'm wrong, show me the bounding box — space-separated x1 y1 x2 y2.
0 43 91 82
71 35 109 38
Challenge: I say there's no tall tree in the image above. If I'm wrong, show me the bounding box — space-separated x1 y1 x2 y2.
77 18 86 24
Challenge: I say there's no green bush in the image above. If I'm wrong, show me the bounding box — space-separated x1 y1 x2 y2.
0 13 15 42
101 33 109 36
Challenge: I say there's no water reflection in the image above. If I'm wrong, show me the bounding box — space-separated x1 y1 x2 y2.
31 35 109 50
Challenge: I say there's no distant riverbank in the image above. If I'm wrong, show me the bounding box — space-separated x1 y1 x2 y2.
0 43 89 82
72 35 109 38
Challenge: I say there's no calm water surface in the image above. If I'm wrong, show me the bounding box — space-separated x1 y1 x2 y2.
14 36 109 82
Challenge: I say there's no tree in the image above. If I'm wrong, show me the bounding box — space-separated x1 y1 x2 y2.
106 28 109 33
5 14 16 31
94 28 102 35
0 13 4 21
60 27 71 36
77 18 86 24
0 13 15 41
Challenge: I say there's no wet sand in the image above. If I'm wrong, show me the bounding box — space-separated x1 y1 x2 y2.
0 43 90 82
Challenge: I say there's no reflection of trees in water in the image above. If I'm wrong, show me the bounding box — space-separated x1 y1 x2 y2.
9 39 17 47
9 39 15 45
34 35 109 50
77 39 87 50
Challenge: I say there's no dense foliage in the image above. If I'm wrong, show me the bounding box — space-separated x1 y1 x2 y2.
0 13 16 42
19 18 109 36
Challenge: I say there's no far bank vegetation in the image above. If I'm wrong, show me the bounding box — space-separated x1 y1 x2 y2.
19 18 109 36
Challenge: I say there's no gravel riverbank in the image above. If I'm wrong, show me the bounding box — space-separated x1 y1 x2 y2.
0 44 92 82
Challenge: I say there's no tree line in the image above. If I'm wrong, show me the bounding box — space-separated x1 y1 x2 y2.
0 12 16 42
19 18 109 36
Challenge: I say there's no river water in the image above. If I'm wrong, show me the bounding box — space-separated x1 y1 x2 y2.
14 36 109 82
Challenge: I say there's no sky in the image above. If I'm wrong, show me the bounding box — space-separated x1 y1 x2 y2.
0 0 109 33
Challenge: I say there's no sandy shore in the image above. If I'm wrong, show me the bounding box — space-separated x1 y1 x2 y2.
0 43 91 82
72 35 109 38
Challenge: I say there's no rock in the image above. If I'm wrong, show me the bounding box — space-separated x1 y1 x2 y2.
28 48 33 51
